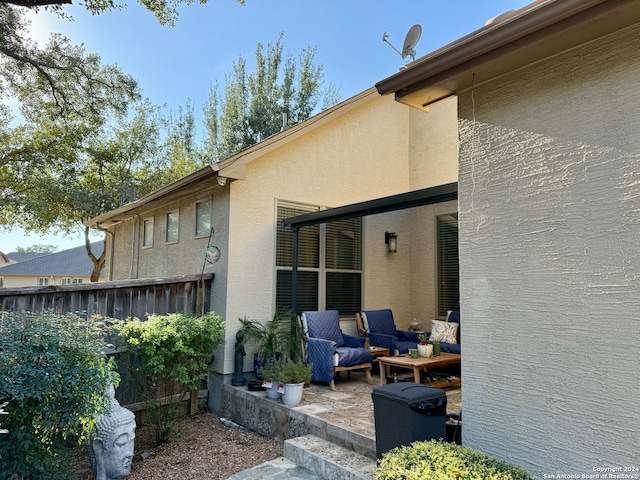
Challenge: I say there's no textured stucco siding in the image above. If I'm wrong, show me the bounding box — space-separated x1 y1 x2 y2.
458 24 640 476
109 187 229 281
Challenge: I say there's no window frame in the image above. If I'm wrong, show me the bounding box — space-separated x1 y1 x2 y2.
38 277 49 286
166 209 180 244
275 200 363 315
61 277 83 285
142 216 154 248
436 212 459 317
195 198 212 238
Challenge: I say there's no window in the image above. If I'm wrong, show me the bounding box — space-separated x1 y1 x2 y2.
0 277 3 288
142 217 154 248
38 277 49 286
195 199 212 237
276 201 362 315
61 278 83 285
437 213 459 316
166 210 179 243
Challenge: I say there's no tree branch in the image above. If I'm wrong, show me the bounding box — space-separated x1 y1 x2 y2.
0 0 71 7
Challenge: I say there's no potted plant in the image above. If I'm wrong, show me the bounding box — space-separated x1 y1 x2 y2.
258 359 283 400
239 309 303 378
417 333 432 358
278 359 312 407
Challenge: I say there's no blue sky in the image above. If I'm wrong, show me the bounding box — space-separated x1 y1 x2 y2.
1 0 530 254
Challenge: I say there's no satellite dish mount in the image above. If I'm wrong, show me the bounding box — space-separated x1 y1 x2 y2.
382 24 422 62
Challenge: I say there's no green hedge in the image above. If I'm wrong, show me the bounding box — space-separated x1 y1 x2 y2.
0 311 117 480
375 440 533 480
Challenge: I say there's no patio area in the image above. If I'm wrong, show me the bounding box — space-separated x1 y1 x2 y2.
222 370 462 479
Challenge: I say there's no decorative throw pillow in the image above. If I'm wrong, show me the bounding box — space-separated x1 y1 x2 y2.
429 320 458 344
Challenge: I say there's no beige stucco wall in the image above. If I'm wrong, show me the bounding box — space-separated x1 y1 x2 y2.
105 90 459 379
224 93 411 373
223 92 458 374
457 23 640 476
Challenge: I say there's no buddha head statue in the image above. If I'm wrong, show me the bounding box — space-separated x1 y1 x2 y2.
88 385 136 480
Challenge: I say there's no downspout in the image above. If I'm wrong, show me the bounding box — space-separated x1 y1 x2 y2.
130 215 139 279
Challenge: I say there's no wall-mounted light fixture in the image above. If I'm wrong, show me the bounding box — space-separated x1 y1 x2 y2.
385 232 398 253
217 176 227 186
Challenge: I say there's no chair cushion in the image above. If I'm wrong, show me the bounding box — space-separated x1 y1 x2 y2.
396 340 418 355
362 309 398 337
303 310 344 347
440 343 461 354
336 346 372 367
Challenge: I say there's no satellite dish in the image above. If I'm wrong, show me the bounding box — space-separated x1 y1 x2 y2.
401 24 422 59
383 24 422 62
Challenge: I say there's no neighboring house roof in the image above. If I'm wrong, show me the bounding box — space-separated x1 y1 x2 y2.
84 87 379 229
0 242 103 276
3 251 45 263
375 0 640 109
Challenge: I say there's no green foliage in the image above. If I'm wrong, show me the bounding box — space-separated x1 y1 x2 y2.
0 8 185 277
14 244 58 254
257 357 282 381
239 309 303 364
119 312 225 391
0 311 117 480
375 440 534 480
203 32 340 162
258 357 312 384
418 333 429 344
1 0 245 27
277 359 312 385
118 312 224 442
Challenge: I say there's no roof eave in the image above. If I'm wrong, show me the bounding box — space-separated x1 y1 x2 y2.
375 0 640 110
85 88 379 229
85 164 220 228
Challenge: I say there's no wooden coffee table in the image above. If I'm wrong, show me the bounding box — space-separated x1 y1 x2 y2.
378 352 461 388
369 346 390 359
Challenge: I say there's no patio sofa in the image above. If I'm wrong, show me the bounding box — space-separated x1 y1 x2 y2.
358 309 461 355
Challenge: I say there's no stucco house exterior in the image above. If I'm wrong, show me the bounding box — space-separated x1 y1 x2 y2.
376 0 639 476
0 243 104 288
85 87 460 408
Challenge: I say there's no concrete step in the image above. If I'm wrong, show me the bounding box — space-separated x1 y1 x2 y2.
227 457 323 479
284 434 377 480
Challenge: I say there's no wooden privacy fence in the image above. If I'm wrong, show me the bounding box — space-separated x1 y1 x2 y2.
0 273 215 415
0 273 213 319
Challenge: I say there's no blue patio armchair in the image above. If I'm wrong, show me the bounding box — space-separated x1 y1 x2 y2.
300 310 373 390
356 309 422 355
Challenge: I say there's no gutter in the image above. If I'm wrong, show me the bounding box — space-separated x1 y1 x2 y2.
375 0 611 100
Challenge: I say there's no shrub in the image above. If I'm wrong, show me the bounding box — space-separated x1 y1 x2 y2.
118 311 225 443
0 311 117 480
278 359 312 385
375 439 533 480
239 309 303 363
